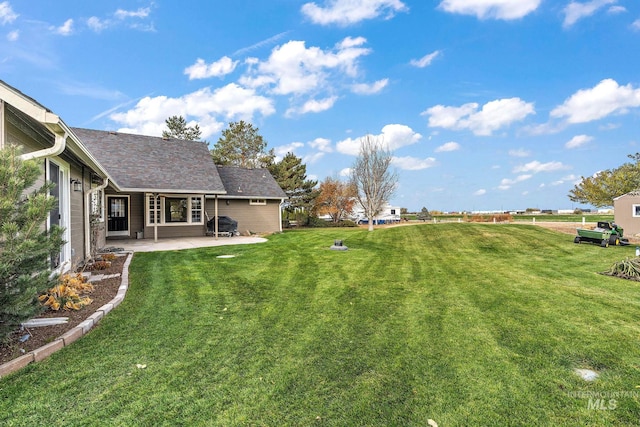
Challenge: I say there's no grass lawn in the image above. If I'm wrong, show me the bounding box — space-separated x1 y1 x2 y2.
1 224 639 426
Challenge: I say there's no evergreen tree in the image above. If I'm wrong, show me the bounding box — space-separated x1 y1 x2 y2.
416 207 431 221
268 152 318 211
162 115 202 141
211 121 274 168
0 145 64 341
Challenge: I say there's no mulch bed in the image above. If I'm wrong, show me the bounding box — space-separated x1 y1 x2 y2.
0 254 127 366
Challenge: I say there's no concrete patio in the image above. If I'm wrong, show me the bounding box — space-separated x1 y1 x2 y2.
104 236 268 252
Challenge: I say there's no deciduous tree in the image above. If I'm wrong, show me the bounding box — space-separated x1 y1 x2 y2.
313 177 357 223
162 115 203 141
0 145 64 341
350 135 398 231
211 120 274 168
568 153 640 207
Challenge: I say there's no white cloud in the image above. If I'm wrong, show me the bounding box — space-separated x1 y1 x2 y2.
633 19 640 31
435 141 460 152
562 0 616 28
303 152 326 164
301 0 408 26
336 124 422 155
473 189 486 196
52 19 74 36
410 50 441 68
309 137 333 152
184 57 239 80
550 79 640 124
565 134 593 149
513 160 568 173
551 174 578 186
509 148 531 157
240 37 371 98
6 29 18 41
110 84 275 138
339 167 352 177
115 7 151 19
498 174 532 190
286 96 338 116
392 156 437 170
351 78 388 95
607 5 626 14
87 16 108 32
86 7 153 32
424 98 535 136
0 1 18 25
438 0 541 20
274 142 304 159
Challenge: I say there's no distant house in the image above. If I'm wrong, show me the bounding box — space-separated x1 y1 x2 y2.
613 191 640 237
0 80 286 269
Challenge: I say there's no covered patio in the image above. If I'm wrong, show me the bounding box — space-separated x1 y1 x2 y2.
105 236 267 252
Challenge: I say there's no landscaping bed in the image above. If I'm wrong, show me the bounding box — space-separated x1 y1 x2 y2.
0 255 126 365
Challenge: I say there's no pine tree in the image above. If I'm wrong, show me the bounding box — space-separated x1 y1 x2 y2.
162 115 203 141
0 145 64 341
210 121 274 168
268 152 318 211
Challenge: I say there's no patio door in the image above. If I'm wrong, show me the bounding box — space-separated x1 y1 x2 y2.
47 159 70 271
107 196 130 237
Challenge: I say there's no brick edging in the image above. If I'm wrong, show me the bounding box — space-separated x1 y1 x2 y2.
0 252 134 379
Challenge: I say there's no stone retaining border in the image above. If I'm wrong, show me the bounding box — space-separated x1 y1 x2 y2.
0 252 133 379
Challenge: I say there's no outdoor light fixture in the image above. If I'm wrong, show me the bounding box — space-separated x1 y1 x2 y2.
71 179 82 192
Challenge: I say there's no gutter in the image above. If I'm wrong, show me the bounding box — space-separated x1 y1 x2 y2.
19 130 67 161
84 178 109 259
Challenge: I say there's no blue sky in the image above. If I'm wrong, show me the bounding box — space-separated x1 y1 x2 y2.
1 0 640 212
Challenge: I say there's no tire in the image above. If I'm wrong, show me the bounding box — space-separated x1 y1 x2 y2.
609 236 620 246
601 239 609 248
574 236 581 244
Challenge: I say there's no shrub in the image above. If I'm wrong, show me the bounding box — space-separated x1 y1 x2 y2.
100 253 117 262
39 273 93 311
90 260 112 270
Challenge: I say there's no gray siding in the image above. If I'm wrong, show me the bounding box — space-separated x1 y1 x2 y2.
614 195 640 237
69 164 85 263
206 198 282 234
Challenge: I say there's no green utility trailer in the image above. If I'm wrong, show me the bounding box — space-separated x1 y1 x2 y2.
574 221 629 248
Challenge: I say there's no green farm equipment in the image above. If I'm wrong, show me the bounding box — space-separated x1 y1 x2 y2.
574 221 629 248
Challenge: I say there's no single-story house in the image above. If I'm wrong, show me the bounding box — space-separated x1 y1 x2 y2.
1 80 286 272
613 191 640 237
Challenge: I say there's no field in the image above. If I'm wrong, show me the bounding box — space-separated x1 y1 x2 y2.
1 224 639 426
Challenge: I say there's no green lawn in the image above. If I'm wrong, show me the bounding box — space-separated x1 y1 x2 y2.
1 224 639 426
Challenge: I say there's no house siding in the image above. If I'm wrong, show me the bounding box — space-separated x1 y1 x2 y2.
69 164 85 263
206 198 282 234
614 195 640 237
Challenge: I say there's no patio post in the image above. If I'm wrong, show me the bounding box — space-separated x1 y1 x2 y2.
215 196 219 240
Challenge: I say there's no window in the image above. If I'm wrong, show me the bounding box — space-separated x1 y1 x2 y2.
191 197 202 222
165 198 188 223
148 195 160 224
250 199 266 205
146 194 204 226
90 190 103 222
633 204 640 217
390 209 396 215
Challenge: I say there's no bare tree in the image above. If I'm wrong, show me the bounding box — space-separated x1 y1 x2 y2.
350 135 398 231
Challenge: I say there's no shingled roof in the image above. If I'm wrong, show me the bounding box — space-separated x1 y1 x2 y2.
217 166 287 199
72 128 225 194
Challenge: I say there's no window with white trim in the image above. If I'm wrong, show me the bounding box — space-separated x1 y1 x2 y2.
146 194 204 226
250 198 266 205
90 184 104 223
633 204 640 217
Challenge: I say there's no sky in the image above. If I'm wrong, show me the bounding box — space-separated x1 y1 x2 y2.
1 0 640 212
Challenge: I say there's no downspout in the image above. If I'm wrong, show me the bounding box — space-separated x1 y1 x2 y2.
214 196 219 240
19 130 67 161
84 178 109 259
279 198 285 232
